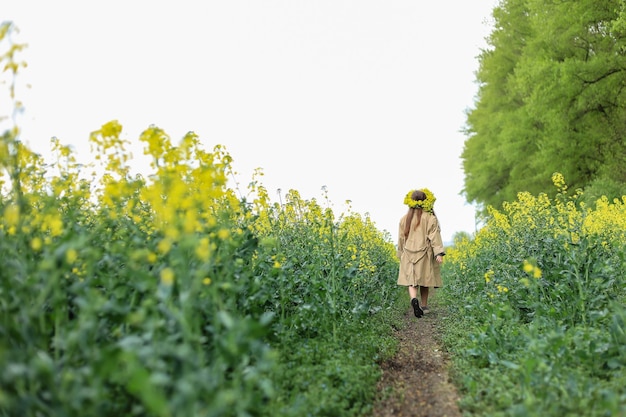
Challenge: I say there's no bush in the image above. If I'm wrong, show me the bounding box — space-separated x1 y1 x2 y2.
440 173 626 417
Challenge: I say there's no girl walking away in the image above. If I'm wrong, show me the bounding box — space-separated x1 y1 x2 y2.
397 189 445 318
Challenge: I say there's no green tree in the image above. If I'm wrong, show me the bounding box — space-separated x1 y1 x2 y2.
463 0 626 212
462 0 539 210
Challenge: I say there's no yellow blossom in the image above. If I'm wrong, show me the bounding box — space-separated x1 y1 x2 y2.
42 214 64 237
194 237 211 261
523 261 534 274
3 204 20 226
157 238 172 255
551 172 567 192
523 260 542 279
160 268 175 285
165 226 180 241
66 249 78 264
203 277 212 285
31 237 42 251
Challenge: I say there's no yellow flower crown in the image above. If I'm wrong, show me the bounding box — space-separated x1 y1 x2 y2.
403 188 436 213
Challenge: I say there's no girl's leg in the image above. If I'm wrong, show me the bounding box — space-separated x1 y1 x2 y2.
420 286 429 308
409 285 423 317
408 285 418 300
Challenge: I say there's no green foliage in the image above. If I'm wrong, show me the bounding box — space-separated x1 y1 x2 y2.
581 175 626 209
1 22 405 416
463 0 626 213
242 189 403 415
0 132 402 417
440 175 626 416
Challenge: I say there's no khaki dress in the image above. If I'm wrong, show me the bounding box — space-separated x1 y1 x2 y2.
397 211 445 287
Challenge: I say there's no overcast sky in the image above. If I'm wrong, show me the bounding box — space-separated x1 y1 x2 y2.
3 0 497 243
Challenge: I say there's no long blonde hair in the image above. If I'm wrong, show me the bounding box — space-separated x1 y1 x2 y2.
403 190 426 240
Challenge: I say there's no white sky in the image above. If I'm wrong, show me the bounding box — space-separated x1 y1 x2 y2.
3 0 496 244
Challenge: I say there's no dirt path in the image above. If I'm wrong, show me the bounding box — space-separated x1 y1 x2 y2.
370 295 463 417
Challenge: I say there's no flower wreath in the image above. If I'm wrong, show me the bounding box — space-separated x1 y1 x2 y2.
403 188 436 213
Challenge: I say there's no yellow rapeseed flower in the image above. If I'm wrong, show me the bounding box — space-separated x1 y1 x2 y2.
3 204 20 226
165 226 180 241
66 249 78 264
523 261 534 274
523 260 542 279
157 238 172 255
184 210 198 233
403 188 436 212
42 214 64 237
203 277 212 285
195 238 211 261
551 172 567 192
160 268 175 286
31 237 42 251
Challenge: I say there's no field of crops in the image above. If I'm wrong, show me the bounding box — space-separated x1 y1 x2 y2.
3 111 626 417
3 120 626 417
440 173 626 417
1 120 410 416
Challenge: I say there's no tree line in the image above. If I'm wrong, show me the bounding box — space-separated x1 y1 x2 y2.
463 0 626 215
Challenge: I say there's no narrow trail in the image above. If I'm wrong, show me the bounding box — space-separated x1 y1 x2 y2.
370 295 463 417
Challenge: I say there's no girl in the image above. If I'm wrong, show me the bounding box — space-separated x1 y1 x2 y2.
397 189 445 317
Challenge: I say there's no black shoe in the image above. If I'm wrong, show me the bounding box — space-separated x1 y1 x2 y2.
411 298 423 318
